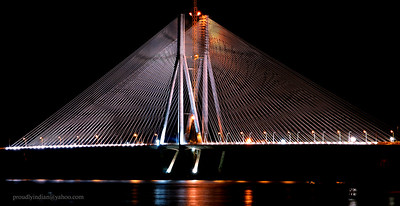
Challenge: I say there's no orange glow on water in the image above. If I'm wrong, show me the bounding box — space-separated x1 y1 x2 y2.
91 179 103 183
186 180 207 205
280 181 297 184
129 180 143 183
244 189 253 205
257 181 273 184
213 180 228 183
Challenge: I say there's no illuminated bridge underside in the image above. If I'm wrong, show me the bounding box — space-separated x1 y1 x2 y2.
9 17 389 150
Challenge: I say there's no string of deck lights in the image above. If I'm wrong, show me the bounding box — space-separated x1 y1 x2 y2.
7 129 394 150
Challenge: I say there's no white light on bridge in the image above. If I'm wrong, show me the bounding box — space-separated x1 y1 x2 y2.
192 167 198 174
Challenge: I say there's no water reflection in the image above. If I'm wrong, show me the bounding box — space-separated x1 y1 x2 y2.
6 179 399 205
131 186 139 205
244 189 253 205
348 199 357 206
389 196 395 206
154 184 167 205
187 184 203 205
130 180 332 205
348 187 357 206
152 180 231 205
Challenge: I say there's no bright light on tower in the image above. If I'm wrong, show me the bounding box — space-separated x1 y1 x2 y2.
245 138 252 144
390 130 395 142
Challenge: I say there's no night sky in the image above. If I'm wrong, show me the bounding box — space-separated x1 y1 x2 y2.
2 1 398 146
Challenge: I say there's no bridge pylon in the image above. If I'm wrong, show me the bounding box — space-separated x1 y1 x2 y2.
160 14 224 145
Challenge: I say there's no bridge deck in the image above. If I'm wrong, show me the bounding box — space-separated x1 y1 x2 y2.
6 141 400 151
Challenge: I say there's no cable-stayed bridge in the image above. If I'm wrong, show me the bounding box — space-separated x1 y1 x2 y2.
7 14 393 151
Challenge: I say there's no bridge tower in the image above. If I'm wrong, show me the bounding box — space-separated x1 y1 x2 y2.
160 14 201 145
160 13 224 145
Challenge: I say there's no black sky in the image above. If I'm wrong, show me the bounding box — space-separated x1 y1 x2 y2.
1 1 398 146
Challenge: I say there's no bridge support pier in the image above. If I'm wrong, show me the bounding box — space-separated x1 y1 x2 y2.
218 150 226 173
192 149 201 174
165 149 179 174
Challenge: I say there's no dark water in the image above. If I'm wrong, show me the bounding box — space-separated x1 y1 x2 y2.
4 179 400 205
